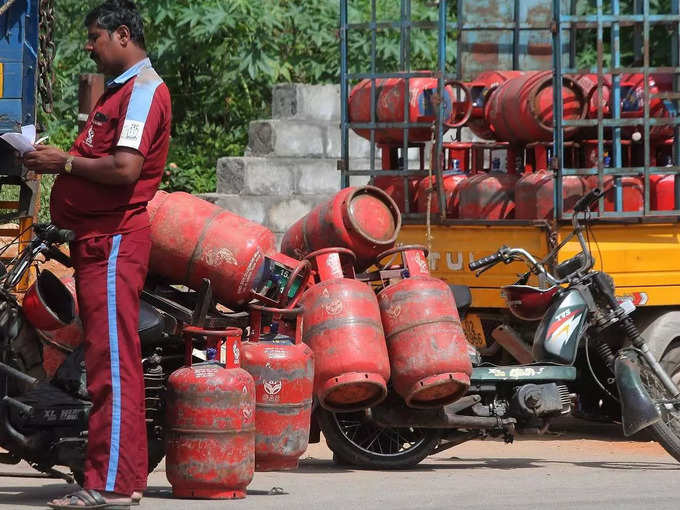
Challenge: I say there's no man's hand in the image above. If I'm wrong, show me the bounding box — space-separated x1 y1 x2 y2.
23 145 69 174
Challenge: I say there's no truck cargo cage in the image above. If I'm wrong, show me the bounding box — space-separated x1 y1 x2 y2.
553 0 680 219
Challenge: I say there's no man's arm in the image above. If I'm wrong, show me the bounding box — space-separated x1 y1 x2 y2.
23 145 144 185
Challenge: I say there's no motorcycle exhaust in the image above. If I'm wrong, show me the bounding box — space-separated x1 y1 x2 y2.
370 395 517 429
615 352 661 437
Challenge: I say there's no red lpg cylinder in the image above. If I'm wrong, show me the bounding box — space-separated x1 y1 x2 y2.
619 73 674 140
466 70 526 140
458 159 518 219
349 76 472 143
165 327 255 499
242 305 314 471
515 170 588 219
301 248 390 411
280 186 402 271
415 169 467 216
484 71 587 144
148 191 308 309
375 245 471 408
371 175 419 213
650 174 676 211
587 175 644 212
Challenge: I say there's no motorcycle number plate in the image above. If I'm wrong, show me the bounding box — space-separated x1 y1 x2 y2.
462 314 486 348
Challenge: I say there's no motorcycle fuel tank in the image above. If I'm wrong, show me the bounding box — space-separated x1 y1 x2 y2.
532 289 589 364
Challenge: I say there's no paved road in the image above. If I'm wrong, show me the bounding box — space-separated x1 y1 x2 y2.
0 420 677 510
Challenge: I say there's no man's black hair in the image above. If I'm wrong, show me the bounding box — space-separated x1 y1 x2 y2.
85 0 146 50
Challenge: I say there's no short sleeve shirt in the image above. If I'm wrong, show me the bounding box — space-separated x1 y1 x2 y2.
50 58 172 240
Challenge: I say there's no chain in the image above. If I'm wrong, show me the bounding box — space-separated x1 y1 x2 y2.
37 0 56 114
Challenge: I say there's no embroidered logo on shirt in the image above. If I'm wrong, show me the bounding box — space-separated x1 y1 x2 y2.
84 125 95 147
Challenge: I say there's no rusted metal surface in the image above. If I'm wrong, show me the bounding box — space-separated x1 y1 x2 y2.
165 328 255 499
515 170 589 219
280 187 401 271
301 249 390 411
458 0 570 81
490 324 534 364
375 247 471 409
458 169 518 219
147 191 276 309
349 77 471 144
241 305 314 471
484 71 587 144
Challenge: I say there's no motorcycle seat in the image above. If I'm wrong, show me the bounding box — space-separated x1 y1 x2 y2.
449 284 471 318
138 300 164 346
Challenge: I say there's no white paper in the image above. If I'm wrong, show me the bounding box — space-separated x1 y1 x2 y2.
0 124 37 156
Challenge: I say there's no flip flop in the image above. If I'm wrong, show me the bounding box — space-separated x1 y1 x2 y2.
46 489 131 509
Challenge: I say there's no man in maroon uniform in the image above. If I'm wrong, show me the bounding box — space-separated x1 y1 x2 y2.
23 1 171 508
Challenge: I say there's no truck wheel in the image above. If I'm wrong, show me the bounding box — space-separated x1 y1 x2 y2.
317 408 440 469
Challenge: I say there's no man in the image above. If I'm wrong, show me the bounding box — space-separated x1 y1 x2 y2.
23 1 171 508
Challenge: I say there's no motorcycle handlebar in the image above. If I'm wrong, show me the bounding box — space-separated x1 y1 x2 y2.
469 251 504 271
33 224 75 244
572 188 604 213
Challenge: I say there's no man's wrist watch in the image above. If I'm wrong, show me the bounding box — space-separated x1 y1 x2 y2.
64 156 74 174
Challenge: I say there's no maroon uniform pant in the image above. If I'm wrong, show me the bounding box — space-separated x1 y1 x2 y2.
71 227 151 495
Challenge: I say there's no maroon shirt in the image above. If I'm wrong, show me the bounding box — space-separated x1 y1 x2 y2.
51 58 172 240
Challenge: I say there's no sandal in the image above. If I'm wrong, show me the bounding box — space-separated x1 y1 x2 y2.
131 491 142 506
47 489 131 509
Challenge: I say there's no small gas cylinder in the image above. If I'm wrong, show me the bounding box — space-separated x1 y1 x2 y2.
466 70 526 140
241 305 314 471
349 76 472 143
458 158 518 219
375 245 471 408
165 327 255 499
147 191 308 309
280 186 402 271
415 165 467 217
484 71 587 144
515 170 588 219
301 248 390 411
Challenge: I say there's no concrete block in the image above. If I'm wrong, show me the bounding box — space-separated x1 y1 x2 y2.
199 193 268 225
273 83 340 121
248 120 326 157
217 157 294 195
267 195 332 233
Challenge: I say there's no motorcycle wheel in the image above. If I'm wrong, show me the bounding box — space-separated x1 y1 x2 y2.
638 343 680 462
317 408 441 469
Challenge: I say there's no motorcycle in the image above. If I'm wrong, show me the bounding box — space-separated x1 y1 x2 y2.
0 223 248 483
316 188 680 468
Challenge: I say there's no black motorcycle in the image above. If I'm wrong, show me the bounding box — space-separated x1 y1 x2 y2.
317 188 680 468
0 223 247 483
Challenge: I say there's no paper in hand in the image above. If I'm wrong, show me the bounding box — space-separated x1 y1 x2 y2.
0 124 37 156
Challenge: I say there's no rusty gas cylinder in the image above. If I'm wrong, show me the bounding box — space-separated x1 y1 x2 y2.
147 191 309 309
515 170 588 219
349 76 472 144
301 248 390 411
458 158 518 219
165 327 255 499
375 246 471 408
484 71 587 144
241 304 314 471
466 70 526 140
280 186 402 271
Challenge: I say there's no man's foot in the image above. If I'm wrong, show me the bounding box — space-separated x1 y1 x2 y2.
47 489 131 509
131 491 143 506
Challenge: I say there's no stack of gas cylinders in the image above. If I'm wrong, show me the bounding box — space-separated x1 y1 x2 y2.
349 70 677 217
28 187 473 499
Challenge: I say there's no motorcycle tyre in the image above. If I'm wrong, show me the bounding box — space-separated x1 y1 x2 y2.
640 343 680 463
317 408 441 469
73 439 165 486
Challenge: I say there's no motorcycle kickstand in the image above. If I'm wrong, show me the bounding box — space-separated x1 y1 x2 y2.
30 463 76 484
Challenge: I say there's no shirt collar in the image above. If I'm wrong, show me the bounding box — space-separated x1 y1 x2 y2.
105 57 152 88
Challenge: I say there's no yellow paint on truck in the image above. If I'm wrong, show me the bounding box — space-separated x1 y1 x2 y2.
399 222 680 308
